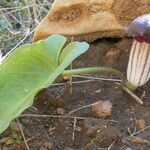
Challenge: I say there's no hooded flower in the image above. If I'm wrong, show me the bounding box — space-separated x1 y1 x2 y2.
126 14 150 87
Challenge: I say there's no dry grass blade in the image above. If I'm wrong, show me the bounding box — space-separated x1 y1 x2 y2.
17 119 30 150
19 114 118 123
107 140 117 150
130 125 150 137
73 75 122 82
116 83 143 105
68 101 100 116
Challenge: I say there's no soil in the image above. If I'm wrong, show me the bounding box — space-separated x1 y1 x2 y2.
0 38 150 150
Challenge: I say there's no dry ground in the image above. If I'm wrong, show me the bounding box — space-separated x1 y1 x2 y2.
0 1 150 150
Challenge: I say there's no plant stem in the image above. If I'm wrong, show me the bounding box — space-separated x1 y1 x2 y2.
62 67 126 81
125 81 137 91
62 67 137 91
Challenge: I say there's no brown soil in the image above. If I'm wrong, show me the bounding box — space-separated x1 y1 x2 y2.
0 38 150 150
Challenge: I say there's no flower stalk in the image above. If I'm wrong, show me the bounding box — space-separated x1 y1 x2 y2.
62 67 137 90
62 67 125 80
62 67 137 88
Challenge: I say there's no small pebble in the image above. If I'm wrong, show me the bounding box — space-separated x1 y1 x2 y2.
106 49 120 60
94 89 101 94
92 100 113 118
63 76 70 81
74 126 82 132
57 108 65 115
136 119 145 129
130 136 147 144
43 141 53 149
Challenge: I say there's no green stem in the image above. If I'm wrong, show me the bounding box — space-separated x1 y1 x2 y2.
62 67 126 82
125 81 137 91
62 67 138 91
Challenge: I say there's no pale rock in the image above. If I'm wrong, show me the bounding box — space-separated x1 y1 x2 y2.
92 100 113 118
33 0 150 42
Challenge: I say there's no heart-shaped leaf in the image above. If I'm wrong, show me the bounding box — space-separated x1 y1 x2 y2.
0 34 89 133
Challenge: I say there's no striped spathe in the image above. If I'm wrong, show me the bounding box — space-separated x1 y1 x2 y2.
127 39 150 86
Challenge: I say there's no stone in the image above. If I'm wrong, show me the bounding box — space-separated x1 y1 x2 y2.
92 100 113 118
33 0 150 42
130 136 147 144
57 108 65 115
106 49 120 60
63 76 70 81
135 119 145 129
43 141 53 149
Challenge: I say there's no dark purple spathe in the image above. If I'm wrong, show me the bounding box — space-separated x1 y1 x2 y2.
126 14 150 43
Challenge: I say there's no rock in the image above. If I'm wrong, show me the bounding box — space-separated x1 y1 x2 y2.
94 89 101 94
33 0 150 42
57 108 65 115
135 119 145 129
63 76 70 81
74 126 82 132
106 49 120 60
92 100 112 118
130 136 147 144
43 141 53 149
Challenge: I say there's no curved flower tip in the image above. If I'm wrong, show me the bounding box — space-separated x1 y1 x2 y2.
126 14 150 88
126 14 150 39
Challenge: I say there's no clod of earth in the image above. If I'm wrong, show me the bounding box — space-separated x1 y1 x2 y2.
33 0 150 42
92 100 113 118
135 119 146 130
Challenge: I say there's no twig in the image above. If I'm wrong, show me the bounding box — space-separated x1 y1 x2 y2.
4 5 34 14
19 114 118 123
68 101 100 116
1 28 34 63
20 114 87 120
17 119 30 150
72 118 77 141
117 83 143 105
69 63 73 94
51 79 94 86
107 140 116 150
32 0 39 25
123 125 150 146
129 125 150 137
73 75 122 82
69 37 74 94
25 1 32 27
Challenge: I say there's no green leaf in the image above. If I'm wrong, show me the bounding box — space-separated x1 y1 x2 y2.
0 34 89 133
44 34 66 67
59 42 89 64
